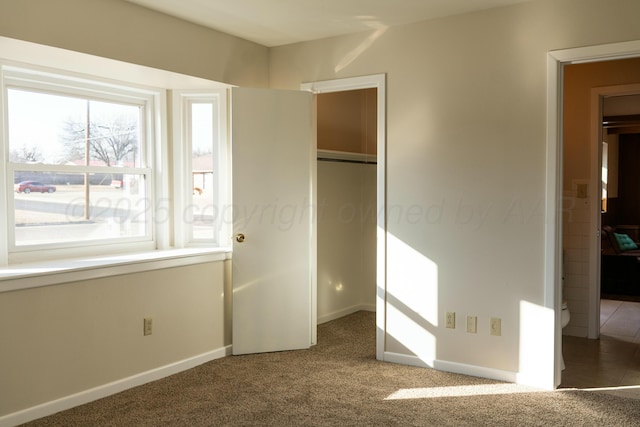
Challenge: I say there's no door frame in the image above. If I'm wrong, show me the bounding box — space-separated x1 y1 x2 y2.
547 40 640 388
301 74 386 359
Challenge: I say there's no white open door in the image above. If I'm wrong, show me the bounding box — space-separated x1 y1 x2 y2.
231 87 314 355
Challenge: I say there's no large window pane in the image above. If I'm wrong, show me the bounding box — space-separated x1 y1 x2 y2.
8 89 142 167
14 172 148 247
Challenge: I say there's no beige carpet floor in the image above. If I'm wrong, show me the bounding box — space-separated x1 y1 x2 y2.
23 311 640 426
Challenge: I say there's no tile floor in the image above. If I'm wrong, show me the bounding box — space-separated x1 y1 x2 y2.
561 299 640 399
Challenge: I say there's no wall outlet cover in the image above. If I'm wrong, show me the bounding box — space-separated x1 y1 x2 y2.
445 312 455 329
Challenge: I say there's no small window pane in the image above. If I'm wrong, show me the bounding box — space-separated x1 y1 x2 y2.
14 172 148 247
190 102 215 241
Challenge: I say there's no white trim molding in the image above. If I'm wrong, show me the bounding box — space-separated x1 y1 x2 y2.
301 73 387 361
546 39 640 389
0 346 232 427
383 352 518 385
318 303 376 325
0 248 230 293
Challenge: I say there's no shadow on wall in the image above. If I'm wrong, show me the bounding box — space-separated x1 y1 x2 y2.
380 198 553 386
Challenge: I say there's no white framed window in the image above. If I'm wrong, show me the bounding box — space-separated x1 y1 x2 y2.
0 39 233 285
0 64 166 264
172 90 229 248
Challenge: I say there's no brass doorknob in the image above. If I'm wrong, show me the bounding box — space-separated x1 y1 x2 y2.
235 233 245 243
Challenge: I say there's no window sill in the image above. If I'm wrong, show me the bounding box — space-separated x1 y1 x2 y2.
0 247 232 293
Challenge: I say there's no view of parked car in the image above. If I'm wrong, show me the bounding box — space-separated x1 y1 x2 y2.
14 181 56 193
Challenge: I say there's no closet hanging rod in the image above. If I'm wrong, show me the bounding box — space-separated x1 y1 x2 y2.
316 149 376 165
317 157 377 165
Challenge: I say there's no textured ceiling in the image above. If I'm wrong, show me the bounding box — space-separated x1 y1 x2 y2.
125 0 532 47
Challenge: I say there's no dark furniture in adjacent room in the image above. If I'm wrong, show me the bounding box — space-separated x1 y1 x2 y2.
601 225 640 298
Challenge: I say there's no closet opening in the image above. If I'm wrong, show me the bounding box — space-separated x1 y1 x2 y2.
316 88 377 327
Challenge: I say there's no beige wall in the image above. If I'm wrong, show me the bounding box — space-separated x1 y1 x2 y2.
317 161 376 322
0 0 269 87
270 0 640 384
0 261 228 416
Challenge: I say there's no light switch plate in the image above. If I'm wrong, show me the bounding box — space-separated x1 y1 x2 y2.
490 317 501 336
144 318 152 336
466 316 477 333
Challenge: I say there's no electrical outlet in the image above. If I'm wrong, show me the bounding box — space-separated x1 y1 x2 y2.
466 316 477 333
490 317 501 336
143 318 153 336
445 312 455 329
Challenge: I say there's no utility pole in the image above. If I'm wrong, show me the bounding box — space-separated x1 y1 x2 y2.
84 101 90 220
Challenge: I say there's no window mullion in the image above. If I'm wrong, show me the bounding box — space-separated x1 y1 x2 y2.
152 90 169 250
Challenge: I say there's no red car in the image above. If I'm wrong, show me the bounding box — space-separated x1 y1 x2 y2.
14 181 56 194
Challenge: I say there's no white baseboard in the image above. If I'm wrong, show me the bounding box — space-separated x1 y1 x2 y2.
434 360 517 384
383 352 518 384
318 303 375 324
0 345 232 427
383 351 432 368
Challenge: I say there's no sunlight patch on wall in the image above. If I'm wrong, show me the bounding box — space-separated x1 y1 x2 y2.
386 303 436 364
385 233 438 362
387 233 438 324
518 300 554 389
335 18 387 73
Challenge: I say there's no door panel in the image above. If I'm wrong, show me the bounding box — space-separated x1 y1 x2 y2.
231 87 313 355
